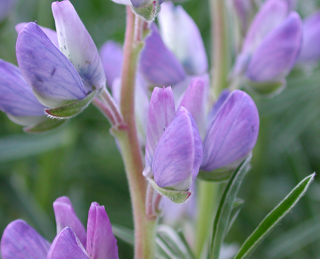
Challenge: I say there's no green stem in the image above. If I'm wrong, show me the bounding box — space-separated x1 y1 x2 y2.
112 7 156 259
195 181 219 258
210 0 229 98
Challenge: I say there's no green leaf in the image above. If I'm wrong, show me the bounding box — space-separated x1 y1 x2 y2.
148 178 191 204
112 224 134 246
234 173 315 259
197 169 233 182
23 117 66 133
209 156 251 259
45 90 96 119
227 198 244 234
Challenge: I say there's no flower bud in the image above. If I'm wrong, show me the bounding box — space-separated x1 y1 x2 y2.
201 90 259 172
87 202 119 259
53 196 87 248
246 12 302 90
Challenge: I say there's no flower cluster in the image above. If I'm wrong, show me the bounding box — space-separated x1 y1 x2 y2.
1 197 118 259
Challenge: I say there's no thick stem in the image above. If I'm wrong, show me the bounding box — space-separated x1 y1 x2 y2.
210 0 229 98
195 181 219 258
113 7 156 259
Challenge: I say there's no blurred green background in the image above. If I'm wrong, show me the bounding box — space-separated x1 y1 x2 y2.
0 0 320 258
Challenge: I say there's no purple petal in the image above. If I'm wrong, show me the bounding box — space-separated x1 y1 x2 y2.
144 87 175 177
47 227 89 259
201 90 259 171
140 24 186 86
15 23 59 47
246 12 302 82
16 22 87 108
52 0 106 91
1 220 50 259
158 2 208 75
297 10 320 63
242 0 288 53
0 59 46 119
86 202 119 259
179 77 208 138
53 196 87 248
153 107 203 190
100 41 123 88
207 89 230 124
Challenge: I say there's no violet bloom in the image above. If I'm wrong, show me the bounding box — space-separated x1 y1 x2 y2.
0 197 118 259
179 77 259 173
232 0 302 95
143 87 203 195
14 0 105 118
296 10 320 64
140 2 208 88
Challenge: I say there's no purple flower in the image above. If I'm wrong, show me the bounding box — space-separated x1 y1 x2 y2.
14 0 105 118
200 90 259 172
297 10 320 64
140 2 207 87
232 0 302 94
0 197 118 259
143 87 203 191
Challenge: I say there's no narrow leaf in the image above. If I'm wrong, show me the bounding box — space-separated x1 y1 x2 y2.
209 156 251 259
45 90 96 119
227 198 244 234
234 173 315 259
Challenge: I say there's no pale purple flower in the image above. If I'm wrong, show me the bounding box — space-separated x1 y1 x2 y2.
0 59 47 127
232 0 254 35
140 3 207 88
232 0 302 92
143 87 203 191
0 197 118 259
15 0 105 112
200 90 259 172
297 10 320 64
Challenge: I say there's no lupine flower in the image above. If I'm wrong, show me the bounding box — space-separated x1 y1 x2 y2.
140 2 208 89
0 0 15 22
0 59 65 132
232 0 254 35
0 197 118 259
143 87 203 201
232 0 302 95
14 0 105 118
297 10 320 64
178 77 259 174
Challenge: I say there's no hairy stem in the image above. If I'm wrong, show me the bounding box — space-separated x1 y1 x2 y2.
113 7 156 259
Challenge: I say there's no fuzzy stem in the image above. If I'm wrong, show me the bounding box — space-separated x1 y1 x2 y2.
112 7 156 259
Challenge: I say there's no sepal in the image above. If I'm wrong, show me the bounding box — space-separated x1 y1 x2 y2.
148 178 191 204
131 0 160 22
245 79 286 96
197 169 233 182
45 90 97 119
23 117 66 133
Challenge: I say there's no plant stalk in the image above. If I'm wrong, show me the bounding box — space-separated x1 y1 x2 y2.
113 7 156 259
